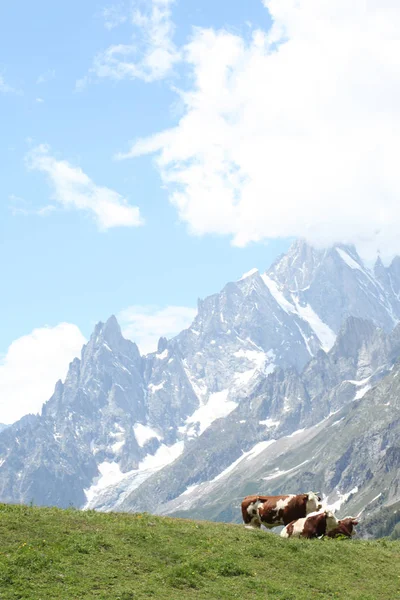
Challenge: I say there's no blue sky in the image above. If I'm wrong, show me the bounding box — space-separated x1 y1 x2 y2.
0 0 290 422
1 0 399 422
0 0 285 350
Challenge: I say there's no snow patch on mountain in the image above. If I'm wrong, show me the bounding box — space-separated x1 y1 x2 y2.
84 461 125 505
182 390 236 437
238 268 258 281
234 369 258 387
292 298 336 352
180 483 200 497
261 274 295 314
231 347 275 389
183 363 208 401
148 382 165 393
260 418 280 428
111 439 125 454
133 423 162 447
286 428 306 438
210 440 277 483
294 321 315 357
336 248 363 271
83 440 184 511
354 385 372 400
326 487 359 513
110 424 126 454
348 376 372 387
263 459 310 481
261 272 336 352
336 247 391 297
233 348 275 375
139 441 184 471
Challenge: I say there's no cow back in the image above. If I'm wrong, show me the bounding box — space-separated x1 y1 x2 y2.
279 495 308 524
302 513 327 538
242 494 291 526
257 494 307 526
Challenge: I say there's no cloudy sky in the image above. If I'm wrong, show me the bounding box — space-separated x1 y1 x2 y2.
1 0 400 422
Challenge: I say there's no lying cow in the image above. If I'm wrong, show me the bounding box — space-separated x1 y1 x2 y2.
326 517 359 538
241 492 322 530
280 510 339 539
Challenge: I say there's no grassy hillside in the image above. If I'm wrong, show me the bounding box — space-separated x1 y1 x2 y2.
0 504 399 599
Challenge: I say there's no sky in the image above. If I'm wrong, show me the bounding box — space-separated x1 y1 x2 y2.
1 0 400 423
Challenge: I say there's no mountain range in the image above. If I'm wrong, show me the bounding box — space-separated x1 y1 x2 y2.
1 239 400 538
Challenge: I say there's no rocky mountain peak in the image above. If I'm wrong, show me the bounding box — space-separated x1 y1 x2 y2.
267 238 326 291
82 316 141 365
157 337 168 354
92 315 123 347
268 240 366 295
374 254 385 271
373 255 389 288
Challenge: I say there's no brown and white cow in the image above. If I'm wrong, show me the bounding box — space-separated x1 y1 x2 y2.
326 517 359 538
241 492 322 530
280 510 339 539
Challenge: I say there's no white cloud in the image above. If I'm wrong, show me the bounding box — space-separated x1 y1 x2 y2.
79 0 180 86
36 69 55 85
9 194 56 217
118 0 400 263
0 324 86 424
118 305 196 354
0 75 17 94
25 144 143 230
102 3 128 30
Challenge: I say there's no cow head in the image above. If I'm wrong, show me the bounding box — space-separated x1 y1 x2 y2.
305 491 322 514
342 517 359 536
325 510 340 532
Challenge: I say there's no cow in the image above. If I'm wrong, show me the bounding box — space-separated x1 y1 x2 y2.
241 492 322 530
326 517 359 538
280 510 339 539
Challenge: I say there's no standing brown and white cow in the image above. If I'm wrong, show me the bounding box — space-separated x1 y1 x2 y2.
241 492 322 530
280 510 339 539
326 517 359 538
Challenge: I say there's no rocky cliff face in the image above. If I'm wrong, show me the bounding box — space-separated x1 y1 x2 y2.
1 240 400 535
268 241 400 333
118 317 400 520
177 354 400 537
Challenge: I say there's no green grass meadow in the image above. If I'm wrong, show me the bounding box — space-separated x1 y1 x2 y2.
0 504 399 599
